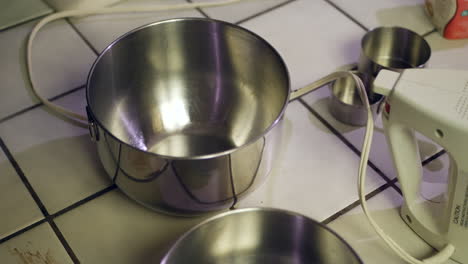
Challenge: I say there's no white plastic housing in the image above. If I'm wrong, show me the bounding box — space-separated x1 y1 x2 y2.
375 69 468 263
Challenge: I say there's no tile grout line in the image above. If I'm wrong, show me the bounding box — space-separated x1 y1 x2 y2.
0 104 43 125
48 221 81 264
369 161 402 195
0 12 53 33
322 0 369 32
423 28 437 37
389 182 402 195
49 84 87 101
235 0 298 25
65 19 100 56
297 98 395 185
0 85 86 125
52 185 117 219
0 184 115 245
0 138 80 263
186 0 211 18
0 138 49 216
422 149 446 166
0 219 47 244
322 182 391 225
195 7 211 18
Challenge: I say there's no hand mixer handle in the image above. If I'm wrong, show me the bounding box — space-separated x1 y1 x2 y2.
375 70 424 211
374 69 461 262
382 117 422 208
382 103 453 255
384 115 460 262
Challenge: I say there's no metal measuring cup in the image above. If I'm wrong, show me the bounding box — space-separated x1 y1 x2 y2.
329 27 431 126
329 67 384 126
358 26 431 97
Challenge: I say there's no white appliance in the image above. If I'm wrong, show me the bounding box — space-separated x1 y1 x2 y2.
374 69 468 263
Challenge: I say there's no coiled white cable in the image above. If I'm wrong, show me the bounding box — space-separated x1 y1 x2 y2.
26 0 243 123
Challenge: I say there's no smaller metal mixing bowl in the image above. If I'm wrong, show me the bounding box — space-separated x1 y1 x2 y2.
162 208 363 264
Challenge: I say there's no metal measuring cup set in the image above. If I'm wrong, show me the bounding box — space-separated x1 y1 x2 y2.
329 27 431 126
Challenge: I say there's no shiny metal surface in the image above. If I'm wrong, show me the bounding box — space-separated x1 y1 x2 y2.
87 18 289 159
95 123 282 215
162 208 363 264
86 18 290 215
358 27 431 94
329 68 383 126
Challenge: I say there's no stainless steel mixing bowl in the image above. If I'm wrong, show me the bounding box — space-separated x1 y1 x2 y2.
162 208 363 263
86 18 319 215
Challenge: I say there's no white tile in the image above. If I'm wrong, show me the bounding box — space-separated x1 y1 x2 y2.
328 188 457 264
0 151 43 240
0 89 112 214
70 0 203 52
426 32 468 70
239 0 365 92
54 189 219 263
0 222 73 264
236 101 386 221
0 0 52 30
301 86 443 179
193 0 289 23
44 0 122 11
0 19 96 120
329 0 434 34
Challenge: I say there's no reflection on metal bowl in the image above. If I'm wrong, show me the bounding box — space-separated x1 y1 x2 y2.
162 208 363 263
86 18 290 215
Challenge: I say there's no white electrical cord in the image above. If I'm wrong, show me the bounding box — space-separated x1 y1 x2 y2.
26 0 243 123
351 72 456 263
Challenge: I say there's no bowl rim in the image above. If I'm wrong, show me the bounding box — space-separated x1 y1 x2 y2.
161 207 363 263
85 17 291 160
361 26 431 69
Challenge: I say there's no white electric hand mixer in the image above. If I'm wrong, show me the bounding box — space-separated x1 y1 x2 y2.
369 69 468 263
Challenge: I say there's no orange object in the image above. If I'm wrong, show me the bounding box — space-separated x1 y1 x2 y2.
425 0 468 39
444 0 468 39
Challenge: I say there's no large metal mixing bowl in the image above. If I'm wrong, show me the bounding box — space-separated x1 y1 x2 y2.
162 208 363 263
86 18 292 215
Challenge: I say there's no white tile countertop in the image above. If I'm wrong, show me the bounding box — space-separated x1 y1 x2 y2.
1 0 468 263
